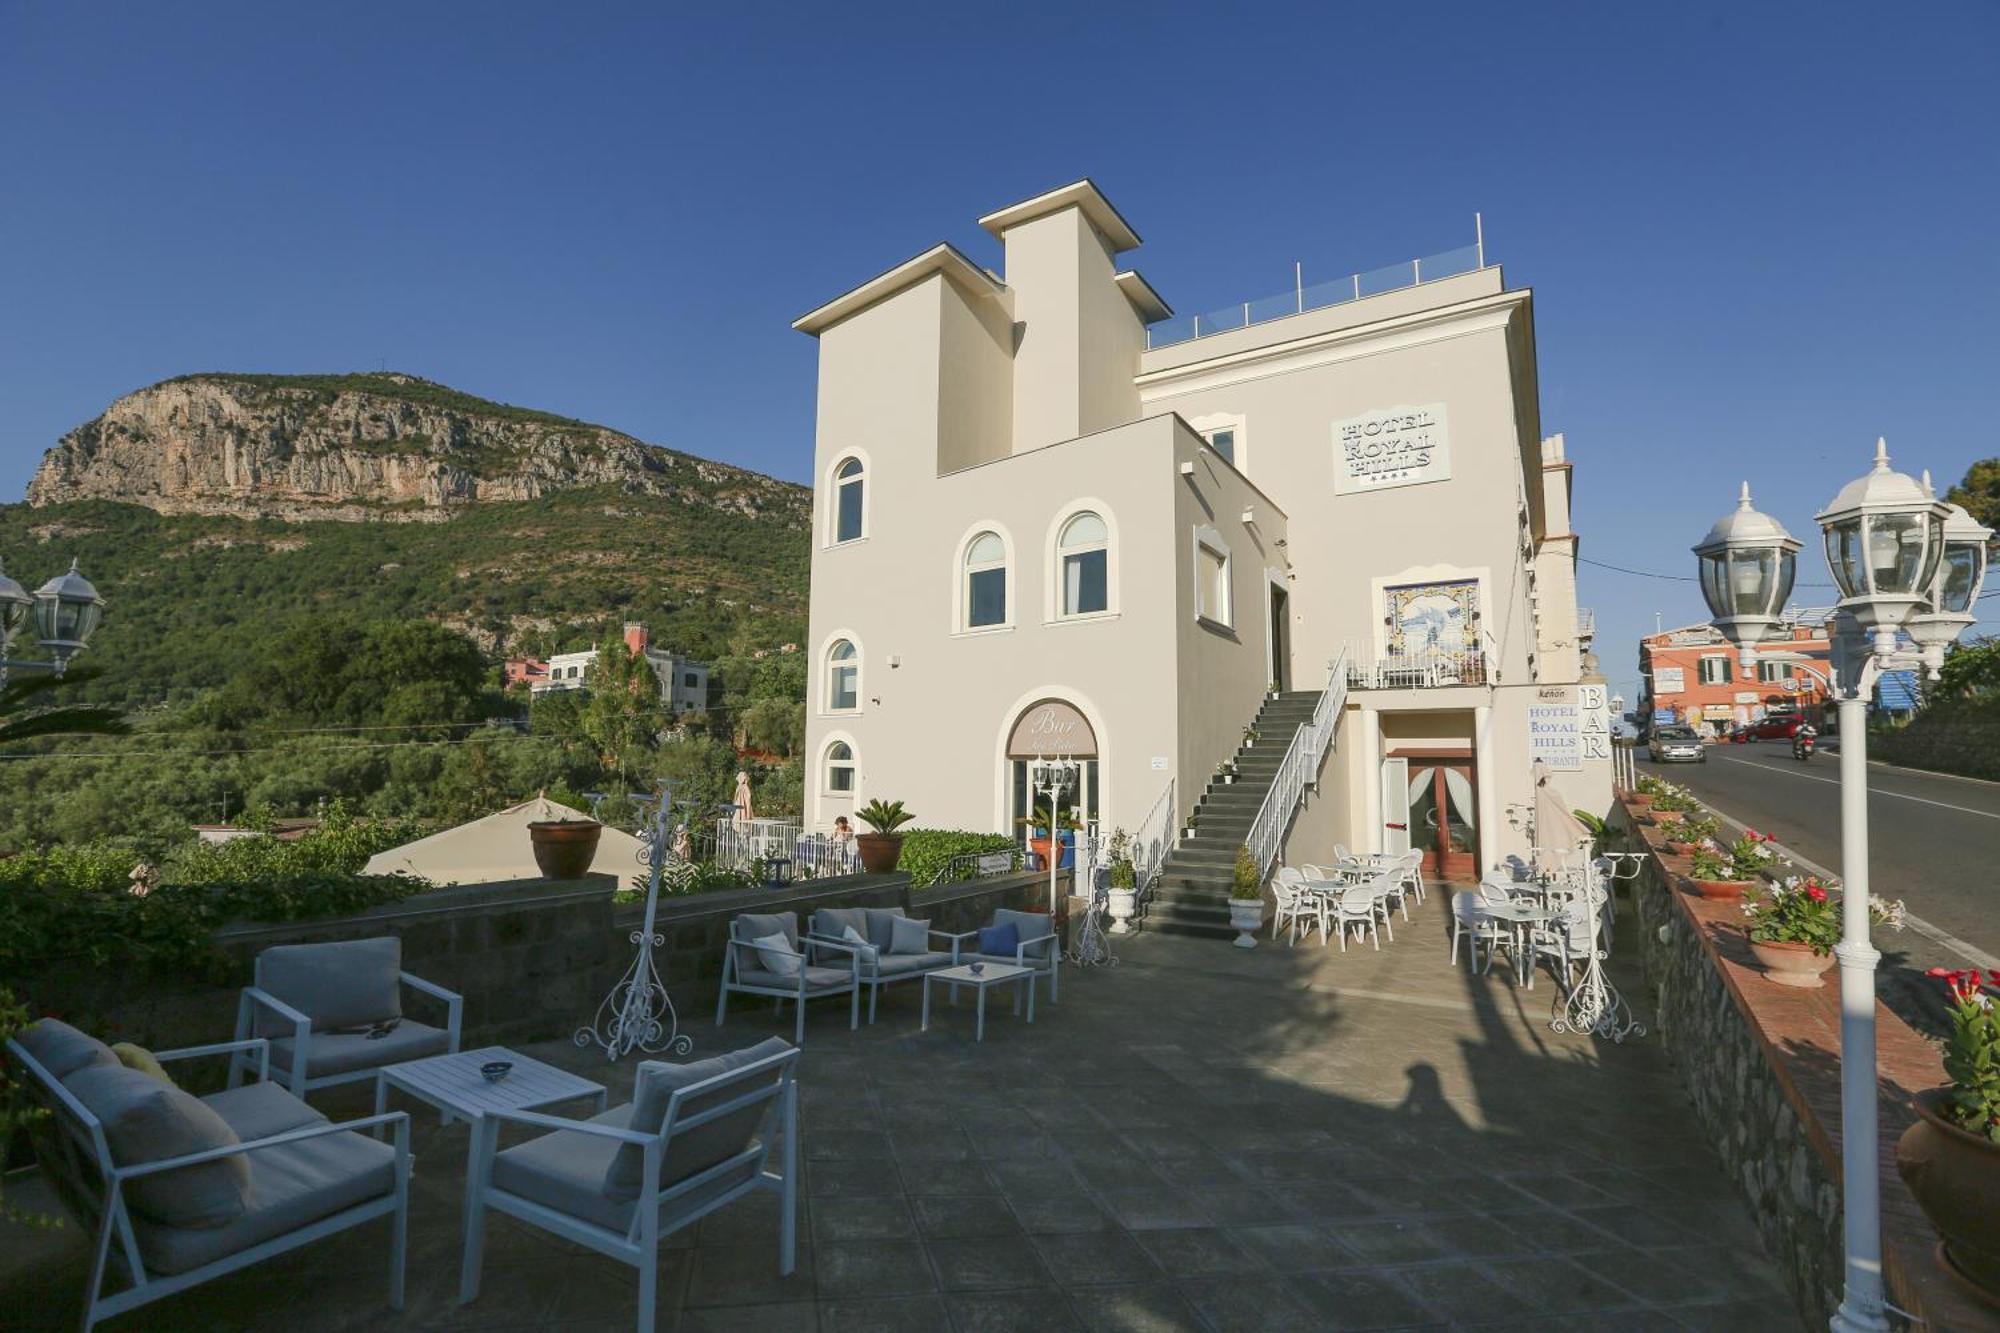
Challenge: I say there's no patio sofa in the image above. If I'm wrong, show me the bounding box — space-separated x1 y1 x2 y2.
8 1017 410 1332
806 905 959 1023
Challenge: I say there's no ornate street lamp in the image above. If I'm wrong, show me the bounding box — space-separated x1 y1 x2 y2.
0 556 107 686
1031 757 1077 918
1814 438 1949 657
1695 439 1988 1333
1692 482 1799 668
1903 474 1993 670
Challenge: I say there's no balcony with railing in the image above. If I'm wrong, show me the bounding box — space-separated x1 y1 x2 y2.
1344 642 1490 691
1144 223 1490 351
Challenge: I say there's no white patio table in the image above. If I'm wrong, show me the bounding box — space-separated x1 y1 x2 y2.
375 1045 609 1249
921 962 1034 1041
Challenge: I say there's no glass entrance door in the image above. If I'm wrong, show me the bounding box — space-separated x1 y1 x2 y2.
1403 759 1478 880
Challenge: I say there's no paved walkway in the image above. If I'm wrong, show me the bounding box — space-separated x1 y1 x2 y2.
2 889 1797 1330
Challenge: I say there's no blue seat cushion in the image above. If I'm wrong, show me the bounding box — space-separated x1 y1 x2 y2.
976 922 1021 957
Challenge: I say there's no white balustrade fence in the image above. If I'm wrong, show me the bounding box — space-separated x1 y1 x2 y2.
1247 649 1351 879
1343 639 1491 690
1130 777 1176 910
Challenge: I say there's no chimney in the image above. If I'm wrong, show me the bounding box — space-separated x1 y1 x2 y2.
623 622 648 656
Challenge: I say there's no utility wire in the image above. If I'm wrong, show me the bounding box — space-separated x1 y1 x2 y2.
1577 554 1836 588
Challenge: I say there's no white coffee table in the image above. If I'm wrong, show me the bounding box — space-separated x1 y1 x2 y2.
375 1045 608 1265
921 962 1034 1041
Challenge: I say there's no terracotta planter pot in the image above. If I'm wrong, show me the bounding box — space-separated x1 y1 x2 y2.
1651 808 1685 823
855 832 903 874
528 820 602 880
1897 1088 2000 1303
1629 793 1654 807
1684 876 1754 901
1748 938 1836 988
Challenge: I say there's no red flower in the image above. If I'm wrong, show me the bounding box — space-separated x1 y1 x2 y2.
1805 885 1828 903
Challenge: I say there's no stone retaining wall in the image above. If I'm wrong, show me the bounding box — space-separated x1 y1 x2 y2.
1617 796 1990 1331
15 869 1053 1069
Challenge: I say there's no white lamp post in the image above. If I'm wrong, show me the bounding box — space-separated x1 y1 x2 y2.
0 556 108 687
1695 442 1984 1333
1031 757 1077 919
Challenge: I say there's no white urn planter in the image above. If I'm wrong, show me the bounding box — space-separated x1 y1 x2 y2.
1107 887 1137 934
1229 898 1264 949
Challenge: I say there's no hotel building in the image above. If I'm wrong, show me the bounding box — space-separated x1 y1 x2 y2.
793 181 1610 901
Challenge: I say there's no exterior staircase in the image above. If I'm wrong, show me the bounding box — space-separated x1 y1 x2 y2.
1141 690 1321 940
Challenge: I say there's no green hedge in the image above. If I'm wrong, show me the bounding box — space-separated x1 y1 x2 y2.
0 809 431 981
899 829 1019 889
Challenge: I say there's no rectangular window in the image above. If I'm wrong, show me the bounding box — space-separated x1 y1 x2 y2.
683 672 698 687
830 665 857 711
1698 656 1733 685
1206 428 1236 466
1064 550 1108 615
828 763 854 793
968 567 1006 627
1757 661 1789 684
1196 541 1231 625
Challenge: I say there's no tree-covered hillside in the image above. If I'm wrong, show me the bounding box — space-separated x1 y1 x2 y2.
0 488 809 709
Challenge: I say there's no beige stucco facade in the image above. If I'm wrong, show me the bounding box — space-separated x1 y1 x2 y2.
794 181 1609 875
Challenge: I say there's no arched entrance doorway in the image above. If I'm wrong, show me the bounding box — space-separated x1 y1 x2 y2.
1005 698 1100 844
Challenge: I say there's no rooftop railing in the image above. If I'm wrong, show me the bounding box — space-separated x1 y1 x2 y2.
1144 220 1490 351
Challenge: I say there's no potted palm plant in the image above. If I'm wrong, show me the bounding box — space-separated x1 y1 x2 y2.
1015 800 1079 871
854 799 914 873
1897 967 2000 1301
1228 843 1264 949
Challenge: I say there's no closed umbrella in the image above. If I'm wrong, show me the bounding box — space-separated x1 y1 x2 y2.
733 771 754 824
1532 759 1591 868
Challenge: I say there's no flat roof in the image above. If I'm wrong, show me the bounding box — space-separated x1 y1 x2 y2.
977 179 1142 252
792 242 1005 336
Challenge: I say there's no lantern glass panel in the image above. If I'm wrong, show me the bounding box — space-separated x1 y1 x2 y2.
1775 549 1797 609
1825 519 1864 598
1937 542 1982 614
1698 553 1728 620
1864 512 1929 596
1727 548 1776 617
0 594 27 642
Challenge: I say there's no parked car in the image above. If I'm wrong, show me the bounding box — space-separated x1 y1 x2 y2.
1648 725 1706 763
1750 713 1808 740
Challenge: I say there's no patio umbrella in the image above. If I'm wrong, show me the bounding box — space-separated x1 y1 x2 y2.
1532 759 1591 860
732 770 754 824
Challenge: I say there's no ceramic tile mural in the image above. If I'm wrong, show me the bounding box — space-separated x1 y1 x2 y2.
1386 579 1479 654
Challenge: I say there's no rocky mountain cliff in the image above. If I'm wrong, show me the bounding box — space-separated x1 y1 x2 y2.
27 372 807 524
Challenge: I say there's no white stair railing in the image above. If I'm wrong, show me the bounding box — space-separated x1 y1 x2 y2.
1129 776 1176 912
1246 650 1351 879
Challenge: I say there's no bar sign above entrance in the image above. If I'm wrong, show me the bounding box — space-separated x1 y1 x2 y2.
1007 699 1098 758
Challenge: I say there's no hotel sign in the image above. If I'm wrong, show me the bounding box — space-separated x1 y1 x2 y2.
1332 402 1452 494
1529 686 1581 771
1007 700 1098 758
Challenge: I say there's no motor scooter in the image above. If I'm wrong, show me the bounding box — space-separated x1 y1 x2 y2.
1792 728 1816 761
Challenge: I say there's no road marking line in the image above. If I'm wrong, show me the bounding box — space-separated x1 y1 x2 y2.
1713 755 2000 821
1693 790 2000 972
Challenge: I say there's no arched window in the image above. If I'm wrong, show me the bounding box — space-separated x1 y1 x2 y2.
964 530 1008 629
826 639 859 712
824 740 855 794
833 457 866 543
1058 511 1110 617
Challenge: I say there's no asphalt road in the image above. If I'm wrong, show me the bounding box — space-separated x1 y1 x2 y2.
1637 743 2000 1038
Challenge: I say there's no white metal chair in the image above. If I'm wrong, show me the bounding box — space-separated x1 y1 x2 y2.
461 1038 800 1333
1271 869 1326 945
1329 883 1382 951
1449 890 1503 971
10 1019 410 1333
1528 895 1599 988
230 936 462 1098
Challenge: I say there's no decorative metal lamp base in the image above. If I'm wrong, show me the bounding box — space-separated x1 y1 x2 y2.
575 783 695 1062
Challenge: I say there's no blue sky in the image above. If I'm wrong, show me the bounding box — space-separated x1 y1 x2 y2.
3 1 1996 700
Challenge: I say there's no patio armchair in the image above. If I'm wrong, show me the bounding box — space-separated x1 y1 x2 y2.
460 1037 799 1333
715 911 861 1043
948 907 1060 1002
229 936 462 1099
1271 868 1327 946
807 905 958 1023
1449 890 1504 971
1329 882 1383 951
8 1017 410 1332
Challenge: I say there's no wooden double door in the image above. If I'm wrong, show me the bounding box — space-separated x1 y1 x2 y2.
1382 751 1479 880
